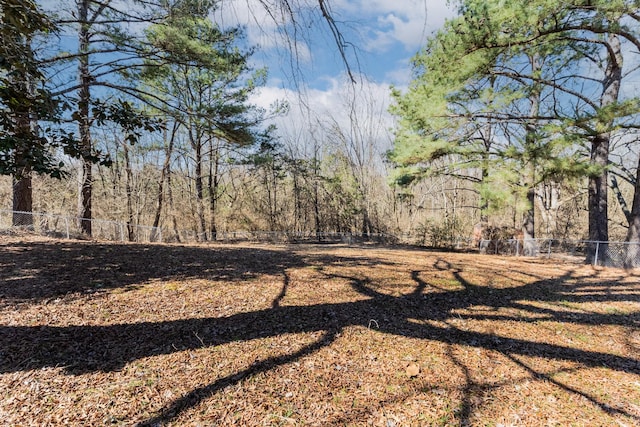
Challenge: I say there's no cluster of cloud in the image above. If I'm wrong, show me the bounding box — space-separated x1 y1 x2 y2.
250 75 398 160
215 0 454 82
39 0 454 155
227 0 455 150
331 0 452 53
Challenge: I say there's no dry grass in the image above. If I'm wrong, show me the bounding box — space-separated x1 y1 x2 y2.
1 234 639 426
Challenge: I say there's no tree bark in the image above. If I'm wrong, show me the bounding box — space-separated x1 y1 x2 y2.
624 154 640 268
167 149 180 242
208 138 221 240
123 141 135 241
151 121 177 241
12 175 33 227
11 34 35 227
535 182 560 238
588 33 622 263
479 156 489 223
521 53 541 256
588 132 610 243
522 186 536 252
192 128 207 241
77 0 93 236
12 118 34 227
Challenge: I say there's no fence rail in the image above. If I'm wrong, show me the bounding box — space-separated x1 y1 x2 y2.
2 210 639 268
2 210 162 243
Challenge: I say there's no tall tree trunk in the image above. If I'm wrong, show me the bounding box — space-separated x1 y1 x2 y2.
77 0 93 236
167 151 180 242
312 153 321 240
291 163 302 233
151 121 177 241
588 33 622 263
12 118 34 227
10 30 41 229
193 133 207 241
361 205 372 236
522 186 537 255
624 154 640 268
9 30 36 227
272 166 278 230
12 175 33 227
522 53 541 256
588 131 610 254
314 175 321 240
123 141 135 241
478 157 489 223
478 75 497 224
265 168 275 230
208 138 220 240
535 182 560 238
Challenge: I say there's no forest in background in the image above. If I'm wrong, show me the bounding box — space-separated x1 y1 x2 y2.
1 0 639 249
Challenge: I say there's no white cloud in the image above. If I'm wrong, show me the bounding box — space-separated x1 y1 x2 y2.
214 0 313 63
214 1 455 61
334 0 456 53
383 62 414 88
251 76 396 158
214 1 457 89
215 0 280 43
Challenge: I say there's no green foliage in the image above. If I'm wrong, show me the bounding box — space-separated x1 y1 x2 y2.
0 0 54 60
0 0 87 179
91 99 165 145
389 0 640 224
138 0 275 149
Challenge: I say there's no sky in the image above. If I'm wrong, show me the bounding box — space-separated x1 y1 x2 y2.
212 0 458 148
36 0 458 155
215 0 456 88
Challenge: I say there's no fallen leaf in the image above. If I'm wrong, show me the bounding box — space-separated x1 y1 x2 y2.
405 362 420 378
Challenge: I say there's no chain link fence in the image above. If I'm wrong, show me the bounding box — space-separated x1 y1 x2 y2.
2 210 640 268
0 210 162 243
474 237 640 268
158 229 394 244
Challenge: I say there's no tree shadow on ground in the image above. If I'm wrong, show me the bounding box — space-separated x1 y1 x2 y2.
1 241 639 425
0 240 384 302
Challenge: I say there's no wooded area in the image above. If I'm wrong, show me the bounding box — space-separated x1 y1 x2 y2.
1 0 639 262
2 2 640 424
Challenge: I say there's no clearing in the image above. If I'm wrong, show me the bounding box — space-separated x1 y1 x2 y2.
1 235 639 426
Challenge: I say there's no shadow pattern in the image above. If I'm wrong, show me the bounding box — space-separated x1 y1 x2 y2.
1 240 639 425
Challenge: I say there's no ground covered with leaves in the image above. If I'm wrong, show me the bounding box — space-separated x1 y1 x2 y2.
1 234 639 426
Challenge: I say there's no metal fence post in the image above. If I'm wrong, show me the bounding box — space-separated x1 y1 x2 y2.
65 217 70 239
594 241 600 266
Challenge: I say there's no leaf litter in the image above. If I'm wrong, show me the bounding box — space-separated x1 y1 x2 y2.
1 234 639 426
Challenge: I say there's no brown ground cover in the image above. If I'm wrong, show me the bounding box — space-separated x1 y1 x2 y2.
1 234 639 426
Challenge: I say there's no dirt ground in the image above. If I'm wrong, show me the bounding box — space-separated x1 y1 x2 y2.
1 234 639 426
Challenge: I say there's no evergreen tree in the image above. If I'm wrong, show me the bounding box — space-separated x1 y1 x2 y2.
390 0 640 260
137 0 279 240
0 0 89 225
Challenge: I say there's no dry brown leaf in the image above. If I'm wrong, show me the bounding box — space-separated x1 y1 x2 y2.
405 362 420 378
1 235 639 426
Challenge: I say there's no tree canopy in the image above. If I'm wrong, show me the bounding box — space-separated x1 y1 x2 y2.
390 0 640 253
0 0 82 179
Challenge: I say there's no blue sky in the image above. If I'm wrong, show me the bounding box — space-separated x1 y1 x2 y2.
37 0 457 153
212 0 457 151
215 0 456 89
